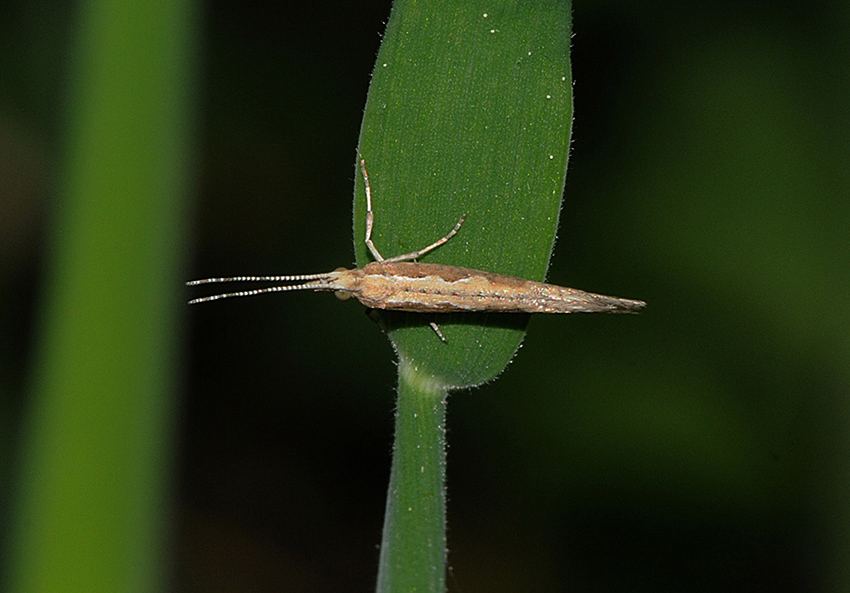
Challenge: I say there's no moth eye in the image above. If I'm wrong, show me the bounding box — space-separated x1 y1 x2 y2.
334 266 348 272
335 290 353 301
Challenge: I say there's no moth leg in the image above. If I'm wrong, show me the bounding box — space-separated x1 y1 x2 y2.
365 308 388 333
360 158 465 264
360 159 385 262
367 308 446 343
429 321 448 343
383 213 467 263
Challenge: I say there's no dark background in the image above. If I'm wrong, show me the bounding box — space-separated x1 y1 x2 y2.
2 1 849 592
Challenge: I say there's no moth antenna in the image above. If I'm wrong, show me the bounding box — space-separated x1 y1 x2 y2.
186 273 335 286
188 281 339 305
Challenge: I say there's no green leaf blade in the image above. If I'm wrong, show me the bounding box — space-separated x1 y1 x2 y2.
356 0 573 389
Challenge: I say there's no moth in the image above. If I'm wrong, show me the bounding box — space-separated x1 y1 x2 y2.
188 160 645 339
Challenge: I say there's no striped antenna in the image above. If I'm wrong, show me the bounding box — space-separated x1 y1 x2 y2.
186 273 338 304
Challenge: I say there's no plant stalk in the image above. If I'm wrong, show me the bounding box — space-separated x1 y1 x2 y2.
376 361 448 593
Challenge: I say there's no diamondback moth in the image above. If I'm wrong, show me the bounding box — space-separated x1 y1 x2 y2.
188 160 645 339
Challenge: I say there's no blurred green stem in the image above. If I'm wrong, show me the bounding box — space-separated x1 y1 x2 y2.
6 0 193 591
376 361 448 593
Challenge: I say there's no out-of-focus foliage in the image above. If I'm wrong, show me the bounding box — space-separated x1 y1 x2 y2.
2 1 194 592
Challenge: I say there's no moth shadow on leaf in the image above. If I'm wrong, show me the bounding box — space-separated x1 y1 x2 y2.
366 309 531 338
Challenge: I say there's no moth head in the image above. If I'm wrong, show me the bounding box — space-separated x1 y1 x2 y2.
333 267 354 300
